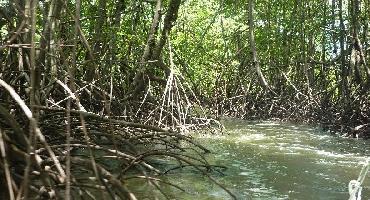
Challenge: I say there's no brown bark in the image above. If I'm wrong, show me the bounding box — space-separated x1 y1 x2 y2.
350 0 370 85
248 0 270 90
132 0 182 98
321 0 328 90
153 0 181 59
331 0 337 55
132 0 163 97
339 0 350 113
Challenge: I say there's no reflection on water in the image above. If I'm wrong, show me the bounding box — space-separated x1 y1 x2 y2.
139 119 370 199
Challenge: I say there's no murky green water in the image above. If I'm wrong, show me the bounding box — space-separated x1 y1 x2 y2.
135 120 370 200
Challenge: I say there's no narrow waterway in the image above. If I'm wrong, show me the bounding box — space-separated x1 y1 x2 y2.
151 119 370 200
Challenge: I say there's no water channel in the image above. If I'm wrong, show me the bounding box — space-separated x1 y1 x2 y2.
136 119 370 200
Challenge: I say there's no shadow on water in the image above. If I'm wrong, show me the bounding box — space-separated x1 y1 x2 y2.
145 119 370 200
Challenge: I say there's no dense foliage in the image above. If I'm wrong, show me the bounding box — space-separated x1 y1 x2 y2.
1 0 369 130
0 0 369 199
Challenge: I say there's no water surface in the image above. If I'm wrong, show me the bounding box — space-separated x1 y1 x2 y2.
138 120 370 199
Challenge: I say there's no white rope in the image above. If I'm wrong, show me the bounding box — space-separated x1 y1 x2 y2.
349 158 370 200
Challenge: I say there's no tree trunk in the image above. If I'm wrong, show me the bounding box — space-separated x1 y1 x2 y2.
30 0 39 110
321 0 328 91
153 0 181 59
38 0 63 95
331 0 337 55
132 0 162 98
132 0 182 98
351 0 370 86
248 0 269 90
339 0 350 113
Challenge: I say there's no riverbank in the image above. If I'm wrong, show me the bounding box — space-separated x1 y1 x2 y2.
208 91 370 139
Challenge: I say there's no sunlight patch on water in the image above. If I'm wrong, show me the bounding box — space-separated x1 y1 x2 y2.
235 133 266 142
230 128 258 135
248 187 276 193
239 171 253 176
247 187 288 200
254 121 281 126
316 150 348 158
284 144 317 153
311 134 331 140
315 159 339 165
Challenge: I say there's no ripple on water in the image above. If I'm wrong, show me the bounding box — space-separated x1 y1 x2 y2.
186 120 370 199
236 133 266 142
255 122 280 126
315 150 353 159
239 171 253 176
